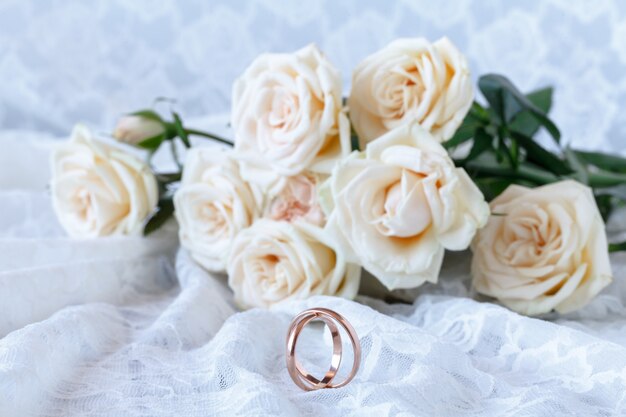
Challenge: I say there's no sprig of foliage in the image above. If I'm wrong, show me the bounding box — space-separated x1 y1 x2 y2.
124 109 233 236
445 74 626 251
130 109 233 153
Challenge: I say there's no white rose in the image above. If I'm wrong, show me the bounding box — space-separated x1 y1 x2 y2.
51 124 158 237
472 180 612 316
324 122 489 290
227 219 361 309
264 172 326 227
113 115 165 145
174 147 261 272
349 37 473 144
232 43 351 177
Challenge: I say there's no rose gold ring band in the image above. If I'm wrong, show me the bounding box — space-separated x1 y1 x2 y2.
286 307 361 391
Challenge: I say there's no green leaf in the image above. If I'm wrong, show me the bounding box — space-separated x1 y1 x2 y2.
594 185 626 221
462 159 558 185
497 126 518 169
136 133 165 151
474 178 514 201
508 87 553 137
575 150 626 172
478 74 561 143
444 102 492 151
588 170 626 187
143 198 174 236
595 184 626 202
564 147 589 185
156 172 182 184
463 127 493 163
468 101 492 122
509 139 520 169
526 87 553 113
444 109 486 150
443 123 475 149
172 112 190 148
609 240 626 253
131 109 164 123
477 75 504 122
349 122 361 151
595 194 614 222
508 130 570 175
350 134 361 152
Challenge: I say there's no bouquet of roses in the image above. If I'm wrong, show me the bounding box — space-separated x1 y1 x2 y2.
51 37 624 316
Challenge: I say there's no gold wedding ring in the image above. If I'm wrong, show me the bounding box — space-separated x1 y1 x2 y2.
286 307 361 390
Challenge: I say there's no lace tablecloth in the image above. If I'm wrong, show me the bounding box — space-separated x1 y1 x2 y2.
2 129 626 417
2 0 626 154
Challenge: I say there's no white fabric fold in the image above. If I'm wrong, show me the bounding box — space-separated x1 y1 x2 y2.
2 130 626 416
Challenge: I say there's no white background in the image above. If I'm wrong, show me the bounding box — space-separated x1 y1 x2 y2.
0 0 625 151
3 2 626 416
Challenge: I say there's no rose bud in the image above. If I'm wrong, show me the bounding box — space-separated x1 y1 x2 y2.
113 115 165 145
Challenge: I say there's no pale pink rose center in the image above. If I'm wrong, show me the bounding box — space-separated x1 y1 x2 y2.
266 174 325 226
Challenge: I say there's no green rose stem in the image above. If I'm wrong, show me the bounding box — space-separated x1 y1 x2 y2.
161 127 233 171
463 163 626 189
169 139 182 170
133 109 234 235
587 171 626 188
461 163 558 185
184 128 233 147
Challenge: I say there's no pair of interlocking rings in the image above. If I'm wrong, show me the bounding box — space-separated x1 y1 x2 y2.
285 307 361 391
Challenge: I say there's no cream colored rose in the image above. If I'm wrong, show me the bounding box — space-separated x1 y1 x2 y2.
472 180 612 316
51 124 158 237
264 172 325 226
227 219 361 309
324 122 489 290
174 147 261 272
349 37 473 144
232 44 351 177
113 115 165 145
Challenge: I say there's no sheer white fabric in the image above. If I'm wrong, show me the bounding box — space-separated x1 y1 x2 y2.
2 2 626 413
3 127 626 416
1 0 625 152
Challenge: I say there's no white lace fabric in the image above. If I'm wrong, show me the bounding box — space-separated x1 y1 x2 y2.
2 1 626 413
1 0 625 153
2 130 626 416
